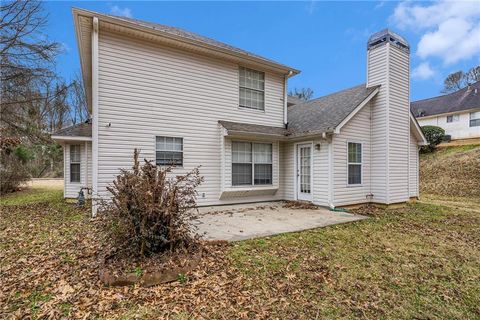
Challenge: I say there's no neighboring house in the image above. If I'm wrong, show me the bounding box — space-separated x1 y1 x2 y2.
411 81 480 140
52 9 427 216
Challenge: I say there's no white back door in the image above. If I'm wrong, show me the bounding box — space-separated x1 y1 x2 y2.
297 143 313 201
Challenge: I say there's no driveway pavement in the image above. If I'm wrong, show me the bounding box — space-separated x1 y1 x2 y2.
192 202 367 241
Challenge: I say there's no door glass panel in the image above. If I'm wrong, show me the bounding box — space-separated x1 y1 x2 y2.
299 146 311 194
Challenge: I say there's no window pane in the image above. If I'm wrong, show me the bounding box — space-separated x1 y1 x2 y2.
232 163 252 185
447 115 453 123
70 163 81 183
348 142 361 163
70 145 81 163
254 164 272 185
348 164 361 185
156 136 183 166
253 143 272 164
232 141 252 163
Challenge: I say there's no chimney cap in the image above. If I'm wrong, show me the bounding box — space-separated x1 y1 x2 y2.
368 29 409 53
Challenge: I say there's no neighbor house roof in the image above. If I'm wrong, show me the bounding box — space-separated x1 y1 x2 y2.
411 80 480 118
51 121 92 141
287 84 380 137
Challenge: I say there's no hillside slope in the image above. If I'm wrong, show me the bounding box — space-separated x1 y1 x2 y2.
420 145 480 197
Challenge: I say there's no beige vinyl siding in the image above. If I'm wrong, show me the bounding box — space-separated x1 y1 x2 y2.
312 139 330 206
332 104 372 206
409 131 419 198
64 143 92 198
387 46 410 203
367 46 388 203
96 30 285 205
280 141 295 200
367 43 411 204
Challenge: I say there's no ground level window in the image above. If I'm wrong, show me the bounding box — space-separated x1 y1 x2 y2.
156 136 183 166
70 145 81 183
347 142 362 185
232 141 272 186
447 114 459 123
470 112 480 127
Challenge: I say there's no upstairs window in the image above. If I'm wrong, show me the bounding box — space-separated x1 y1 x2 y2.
232 141 272 186
347 142 362 185
446 114 459 123
156 136 183 166
70 145 81 183
239 67 265 111
470 112 480 127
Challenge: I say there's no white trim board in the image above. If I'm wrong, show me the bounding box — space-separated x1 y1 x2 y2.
334 87 380 134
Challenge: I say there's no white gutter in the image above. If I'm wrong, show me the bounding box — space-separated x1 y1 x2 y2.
284 71 293 126
51 135 92 141
91 16 99 217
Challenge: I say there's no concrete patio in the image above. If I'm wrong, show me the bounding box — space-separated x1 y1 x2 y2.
192 202 367 241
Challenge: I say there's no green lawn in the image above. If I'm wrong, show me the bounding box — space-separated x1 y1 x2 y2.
1 188 479 319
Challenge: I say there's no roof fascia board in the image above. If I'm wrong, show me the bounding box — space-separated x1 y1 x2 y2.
72 8 299 76
334 87 380 134
72 9 92 111
415 107 480 119
409 112 428 145
51 135 92 142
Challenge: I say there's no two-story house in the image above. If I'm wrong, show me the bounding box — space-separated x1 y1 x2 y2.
52 9 427 216
411 81 480 140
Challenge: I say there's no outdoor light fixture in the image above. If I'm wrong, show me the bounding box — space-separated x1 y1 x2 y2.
315 143 321 150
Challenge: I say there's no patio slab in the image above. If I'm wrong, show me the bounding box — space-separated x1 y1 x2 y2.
192 202 367 241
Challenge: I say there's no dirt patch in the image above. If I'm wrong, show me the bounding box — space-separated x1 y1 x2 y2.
283 200 319 210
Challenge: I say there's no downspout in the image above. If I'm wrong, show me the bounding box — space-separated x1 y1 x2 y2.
284 71 293 127
91 16 99 217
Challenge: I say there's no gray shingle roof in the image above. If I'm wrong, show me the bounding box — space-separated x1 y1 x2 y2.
287 84 379 137
104 14 297 73
411 80 480 117
219 120 286 137
52 121 92 137
287 96 304 107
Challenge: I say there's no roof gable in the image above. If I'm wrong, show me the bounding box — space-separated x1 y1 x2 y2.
287 84 380 137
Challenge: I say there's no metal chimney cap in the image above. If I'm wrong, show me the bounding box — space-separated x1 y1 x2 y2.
368 29 410 53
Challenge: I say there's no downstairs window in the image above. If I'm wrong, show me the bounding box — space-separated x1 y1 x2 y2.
347 142 362 185
70 145 81 183
232 141 272 186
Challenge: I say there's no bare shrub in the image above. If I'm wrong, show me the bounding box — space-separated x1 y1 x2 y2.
0 137 31 194
101 149 203 256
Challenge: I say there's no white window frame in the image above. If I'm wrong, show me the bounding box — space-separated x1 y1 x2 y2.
347 141 362 186
238 66 265 111
470 112 480 127
70 144 81 183
232 141 273 186
155 136 183 167
446 114 459 123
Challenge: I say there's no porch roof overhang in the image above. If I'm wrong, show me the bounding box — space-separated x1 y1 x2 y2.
219 120 288 140
51 122 92 143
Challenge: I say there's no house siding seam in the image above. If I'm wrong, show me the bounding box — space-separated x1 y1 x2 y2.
96 30 286 206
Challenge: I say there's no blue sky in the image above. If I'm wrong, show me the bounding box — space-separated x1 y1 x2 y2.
44 1 480 101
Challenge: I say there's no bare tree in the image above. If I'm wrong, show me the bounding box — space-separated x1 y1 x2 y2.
442 65 480 94
466 66 480 84
288 87 314 101
68 72 90 124
442 71 467 94
0 0 60 142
